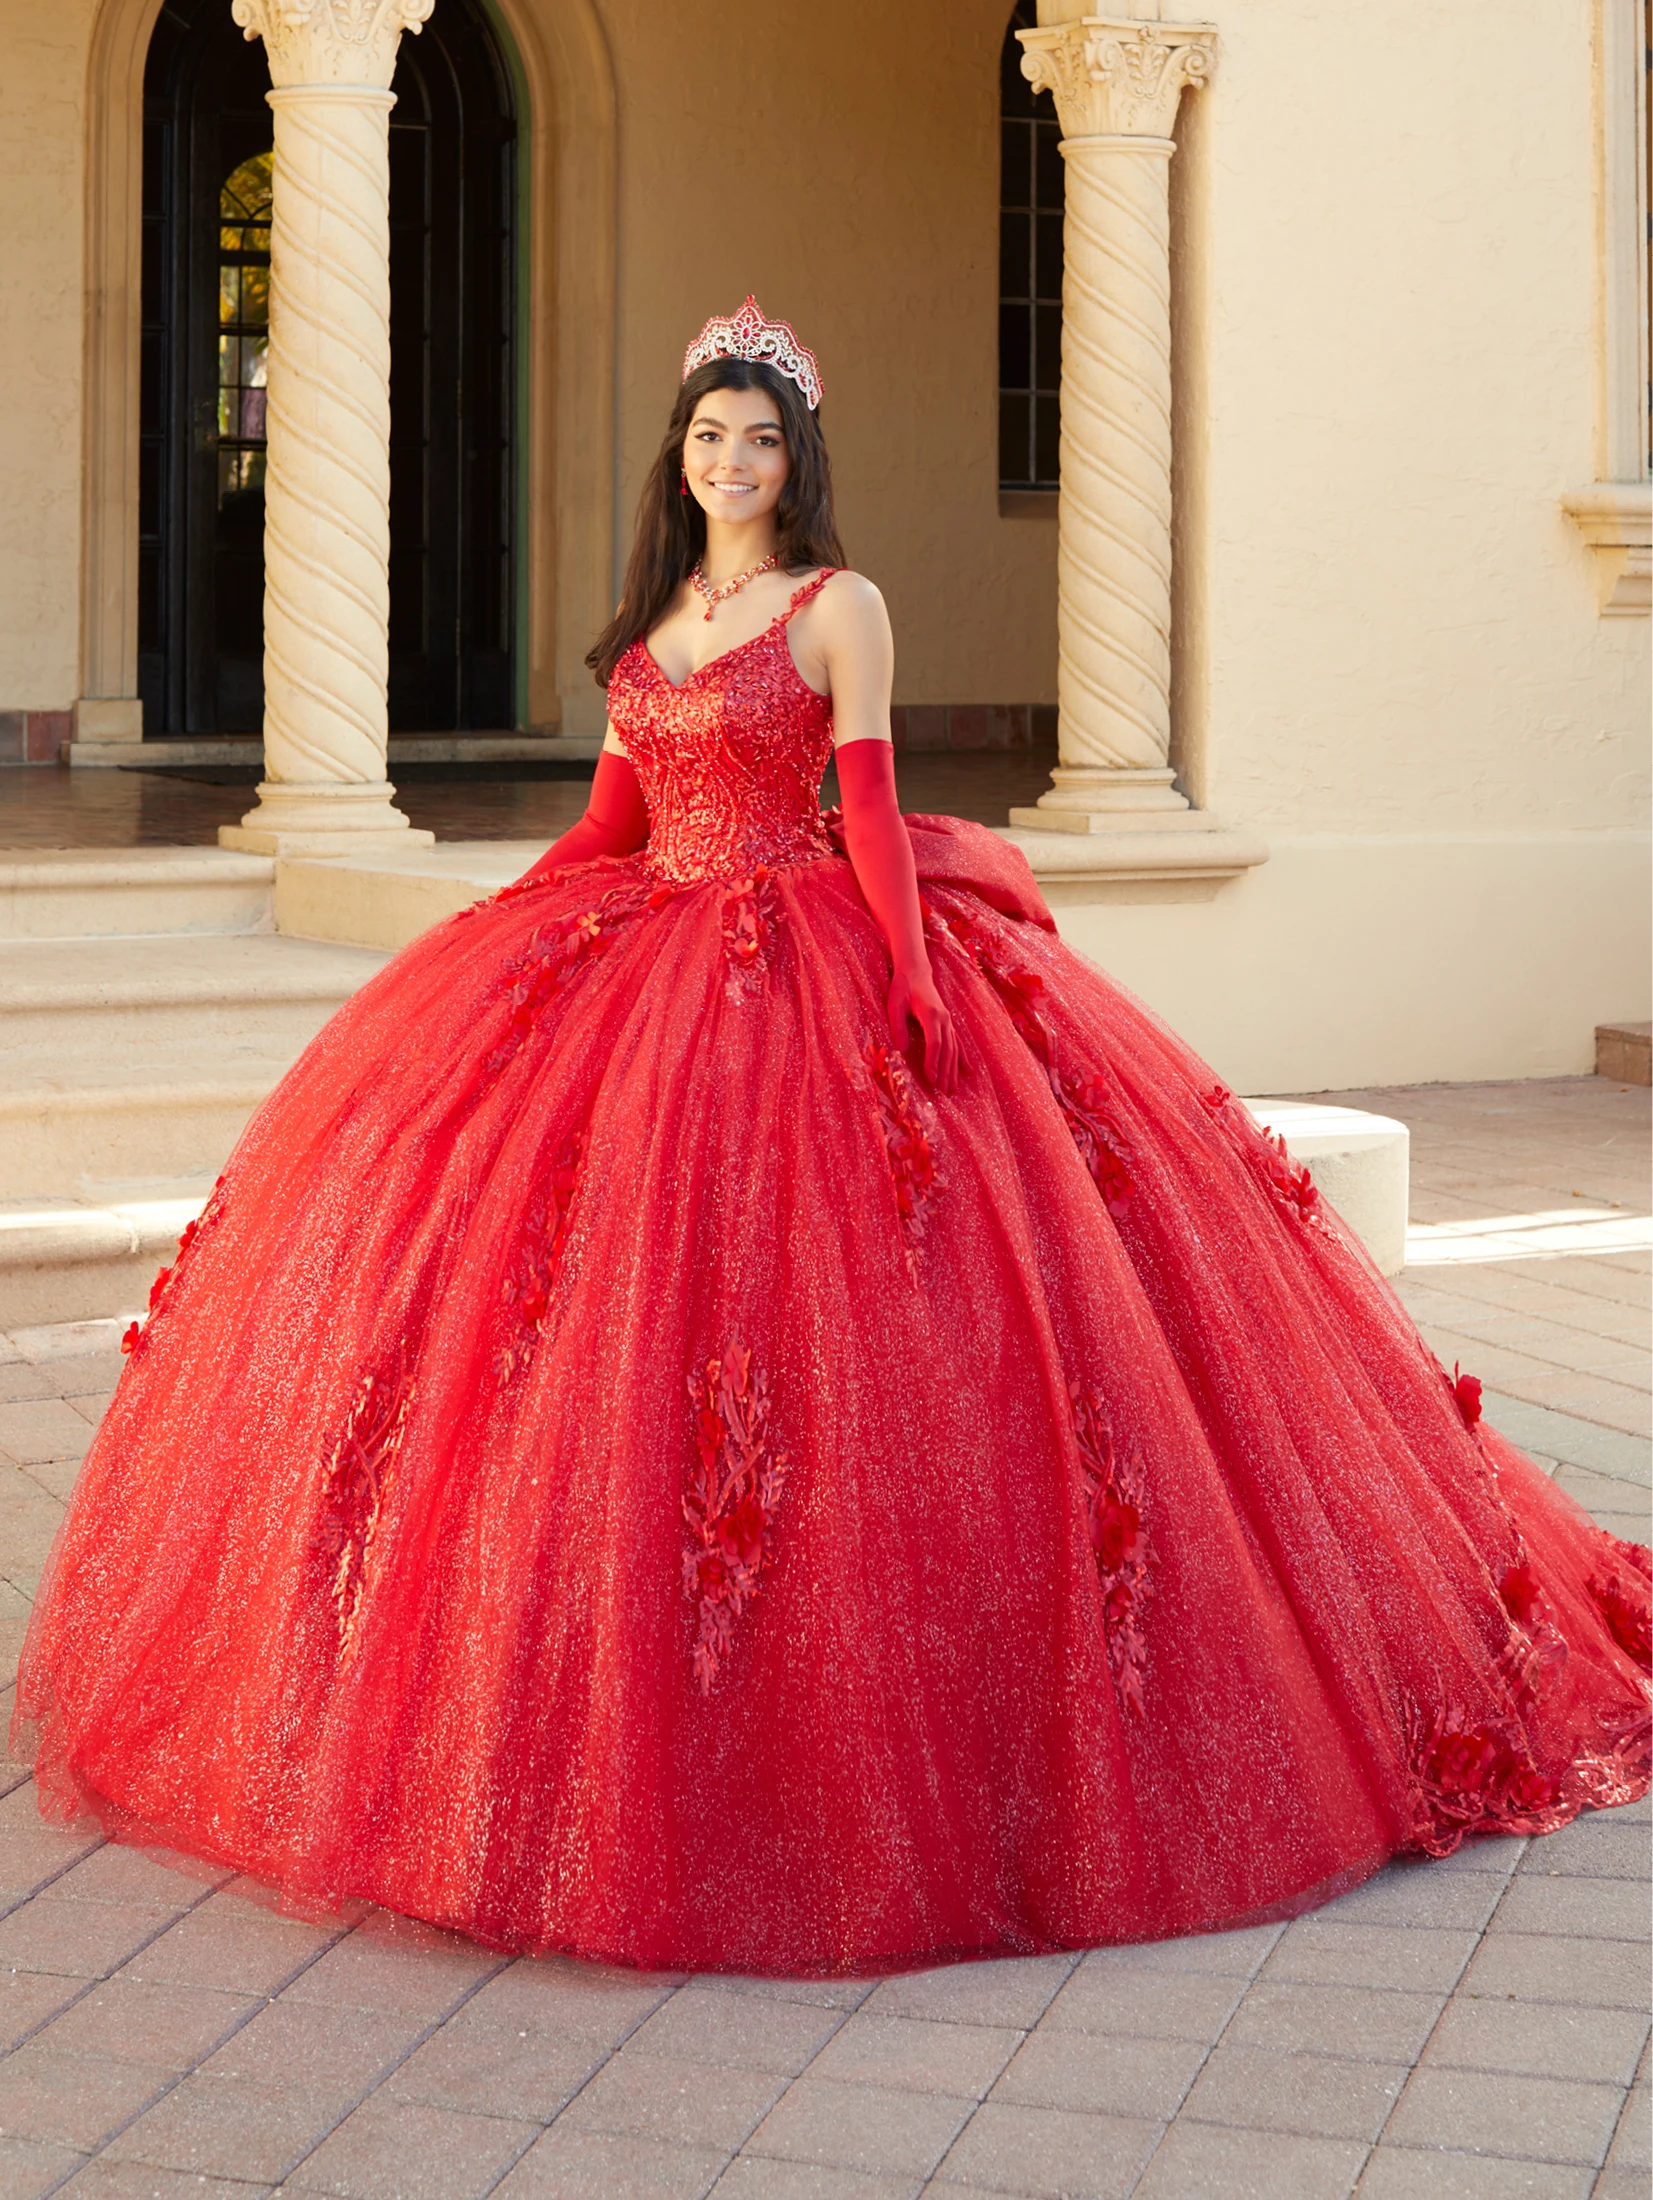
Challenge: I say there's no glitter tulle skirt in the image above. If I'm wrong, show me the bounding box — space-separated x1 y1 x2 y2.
14 818 1650 1976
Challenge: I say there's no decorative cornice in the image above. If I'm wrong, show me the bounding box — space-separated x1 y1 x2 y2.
1561 482 1652 617
1019 15 1216 141
232 0 433 90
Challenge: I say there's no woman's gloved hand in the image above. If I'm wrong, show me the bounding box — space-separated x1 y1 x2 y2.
835 736 959 1093
516 749 650 882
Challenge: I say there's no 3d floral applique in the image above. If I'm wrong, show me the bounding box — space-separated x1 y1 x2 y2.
1588 1547 1653 1671
927 907 1136 1216
863 1040 941 1274
483 882 674 1082
1199 1085 1324 1232
1070 1384 1154 1718
498 1131 587 1382
312 1350 415 1669
721 867 782 998
1403 1699 1564 1855
1494 1543 1570 1718
682 1342 789 1694
1446 1362 1483 1431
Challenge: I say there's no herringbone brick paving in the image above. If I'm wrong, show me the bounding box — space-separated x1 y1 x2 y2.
0 1078 1644 2199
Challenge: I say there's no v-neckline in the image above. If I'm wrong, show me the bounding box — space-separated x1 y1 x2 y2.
641 618 783 694
640 615 829 701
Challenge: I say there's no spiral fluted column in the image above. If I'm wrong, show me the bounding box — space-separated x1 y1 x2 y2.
220 0 435 855
1009 13 1217 836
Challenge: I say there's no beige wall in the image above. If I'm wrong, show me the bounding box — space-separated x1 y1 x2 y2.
1086 0 1650 1088
596 0 1059 709
1188 0 1644 843
0 0 94 710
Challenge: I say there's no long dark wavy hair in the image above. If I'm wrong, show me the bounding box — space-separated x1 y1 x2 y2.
586 357 847 687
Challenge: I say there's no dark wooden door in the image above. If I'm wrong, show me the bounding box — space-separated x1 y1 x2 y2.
139 0 517 737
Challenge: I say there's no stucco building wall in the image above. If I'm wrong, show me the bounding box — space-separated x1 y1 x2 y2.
1065 0 1647 1089
0 0 94 711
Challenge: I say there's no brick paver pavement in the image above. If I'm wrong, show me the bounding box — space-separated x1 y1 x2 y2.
0 1077 1644 2199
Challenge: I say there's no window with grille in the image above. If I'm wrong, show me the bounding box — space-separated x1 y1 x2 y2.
218 153 271 504
999 1 1063 490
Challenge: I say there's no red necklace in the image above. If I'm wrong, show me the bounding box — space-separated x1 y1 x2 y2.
690 554 779 622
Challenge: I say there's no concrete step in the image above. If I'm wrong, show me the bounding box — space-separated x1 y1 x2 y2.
1596 1020 1651 1085
0 935 388 1056
0 1048 308 1196
0 935 388 1197
65 734 604 767
0 848 276 940
0 1178 212 1330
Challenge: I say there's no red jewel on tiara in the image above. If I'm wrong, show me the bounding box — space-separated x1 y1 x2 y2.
681 296 824 411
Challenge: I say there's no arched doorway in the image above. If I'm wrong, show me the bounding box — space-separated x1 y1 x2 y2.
138 0 518 736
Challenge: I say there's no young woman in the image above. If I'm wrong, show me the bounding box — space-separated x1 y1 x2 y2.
17 299 1648 1978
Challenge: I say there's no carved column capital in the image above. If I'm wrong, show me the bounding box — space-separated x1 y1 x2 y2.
1019 15 1215 141
232 0 432 90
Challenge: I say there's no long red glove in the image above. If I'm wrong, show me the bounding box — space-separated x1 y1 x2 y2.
835 736 958 1093
517 749 650 883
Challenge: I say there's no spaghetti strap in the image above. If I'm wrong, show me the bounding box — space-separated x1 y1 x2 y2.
780 568 839 624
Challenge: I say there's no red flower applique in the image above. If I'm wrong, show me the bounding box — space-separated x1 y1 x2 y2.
1070 1385 1154 1719
682 1342 790 1694
1059 1073 1137 1218
498 1131 586 1380
863 1041 941 1273
1588 1562 1653 1670
1447 1363 1483 1429
312 1351 415 1667
1201 1089 1325 1233
1256 1128 1321 1226
1498 1559 1544 1628
1404 1699 1565 1856
484 884 667 1081
928 909 1134 1216
119 1321 141 1356
721 868 781 997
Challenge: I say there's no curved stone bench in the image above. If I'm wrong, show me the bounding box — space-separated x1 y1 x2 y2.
1244 1099 1410 1276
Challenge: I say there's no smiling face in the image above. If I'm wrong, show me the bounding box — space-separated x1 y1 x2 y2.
683 385 792 532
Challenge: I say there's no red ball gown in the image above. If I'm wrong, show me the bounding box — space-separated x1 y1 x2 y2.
16 589 1650 1977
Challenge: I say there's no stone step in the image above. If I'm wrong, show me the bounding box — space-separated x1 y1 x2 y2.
0 848 276 940
0 1179 213 1330
0 1053 301 1197
65 734 604 767
0 935 387 1199
0 935 387 1056
1596 1020 1651 1085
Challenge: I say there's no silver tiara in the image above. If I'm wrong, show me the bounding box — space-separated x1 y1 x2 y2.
681 295 823 410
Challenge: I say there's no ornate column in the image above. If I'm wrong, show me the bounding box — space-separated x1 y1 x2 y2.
220 0 435 855
1009 12 1216 836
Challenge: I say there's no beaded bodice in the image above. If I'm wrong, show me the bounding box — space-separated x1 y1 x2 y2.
607 573 838 885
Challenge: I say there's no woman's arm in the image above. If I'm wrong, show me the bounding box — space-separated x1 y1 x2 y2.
813 577 959 1093
518 727 649 880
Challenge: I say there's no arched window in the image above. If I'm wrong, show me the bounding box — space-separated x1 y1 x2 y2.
999 0 1062 491
139 0 517 736
217 154 271 505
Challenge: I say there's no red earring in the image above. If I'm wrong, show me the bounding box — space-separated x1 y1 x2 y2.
679 468 689 497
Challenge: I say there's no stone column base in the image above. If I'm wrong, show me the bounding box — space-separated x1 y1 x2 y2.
219 779 434 857
1010 765 1209 834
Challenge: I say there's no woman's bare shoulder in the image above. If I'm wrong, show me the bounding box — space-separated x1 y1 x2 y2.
807 569 888 635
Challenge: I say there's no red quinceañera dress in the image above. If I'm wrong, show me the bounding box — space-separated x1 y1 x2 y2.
16 580 1651 1977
